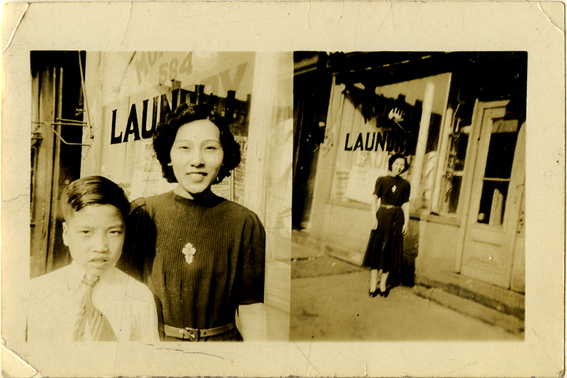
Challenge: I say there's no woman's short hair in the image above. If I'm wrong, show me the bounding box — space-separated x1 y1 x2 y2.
388 153 409 173
61 176 131 222
153 102 241 184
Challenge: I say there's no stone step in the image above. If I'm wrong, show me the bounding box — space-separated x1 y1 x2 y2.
413 285 525 335
416 271 525 320
291 230 323 259
324 244 364 266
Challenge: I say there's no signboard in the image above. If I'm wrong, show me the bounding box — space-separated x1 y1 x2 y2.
331 73 451 204
85 52 256 201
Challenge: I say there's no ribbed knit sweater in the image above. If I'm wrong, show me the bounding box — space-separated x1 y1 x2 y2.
118 191 265 338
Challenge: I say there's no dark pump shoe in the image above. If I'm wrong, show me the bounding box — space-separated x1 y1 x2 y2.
379 287 391 298
368 289 379 298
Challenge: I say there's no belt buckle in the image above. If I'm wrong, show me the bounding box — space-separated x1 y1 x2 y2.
182 327 199 341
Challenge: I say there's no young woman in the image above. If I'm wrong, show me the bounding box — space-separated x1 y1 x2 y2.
364 154 410 298
118 103 265 341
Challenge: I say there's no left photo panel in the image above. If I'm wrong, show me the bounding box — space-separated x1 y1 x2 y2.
28 51 292 342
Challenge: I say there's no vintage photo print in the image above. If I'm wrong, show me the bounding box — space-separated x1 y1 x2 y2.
291 52 526 341
28 51 291 343
2 2 564 377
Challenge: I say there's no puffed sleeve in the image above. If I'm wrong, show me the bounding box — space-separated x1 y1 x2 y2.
238 212 266 305
403 180 411 203
117 197 156 283
373 177 384 197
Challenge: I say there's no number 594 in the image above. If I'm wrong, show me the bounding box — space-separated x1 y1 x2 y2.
159 53 192 84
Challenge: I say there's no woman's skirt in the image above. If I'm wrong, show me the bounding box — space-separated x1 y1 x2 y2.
362 206 404 274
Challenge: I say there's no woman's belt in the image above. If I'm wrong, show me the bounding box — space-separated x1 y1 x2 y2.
159 322 236 341
381 204 401 209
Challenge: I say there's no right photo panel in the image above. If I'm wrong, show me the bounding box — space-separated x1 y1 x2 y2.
292 52 526 341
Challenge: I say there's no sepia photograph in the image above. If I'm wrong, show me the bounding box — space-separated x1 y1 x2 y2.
28 50 292 343
1 2 564 377
291 51 526 341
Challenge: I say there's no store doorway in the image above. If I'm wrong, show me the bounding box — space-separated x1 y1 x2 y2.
292 66 331 230
459 100 525 288
30 51 86 278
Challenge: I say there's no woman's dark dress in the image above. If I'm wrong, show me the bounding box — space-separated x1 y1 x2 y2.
363 176 410 275
117 191 265 341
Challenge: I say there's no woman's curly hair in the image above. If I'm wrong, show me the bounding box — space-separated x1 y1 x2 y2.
388 153 409 174
153 102 241 184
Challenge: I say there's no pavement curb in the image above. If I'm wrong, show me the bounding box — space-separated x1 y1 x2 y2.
414 285 525 335
416 272 525 320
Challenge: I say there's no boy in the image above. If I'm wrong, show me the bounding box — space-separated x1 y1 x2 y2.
27 176 159 342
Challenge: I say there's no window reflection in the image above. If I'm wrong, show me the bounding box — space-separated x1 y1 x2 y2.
439 129 469 215
476 119 519 226
477 181 509 225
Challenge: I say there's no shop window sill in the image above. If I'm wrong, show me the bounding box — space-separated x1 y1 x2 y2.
426 213 461 226
324 199 370 211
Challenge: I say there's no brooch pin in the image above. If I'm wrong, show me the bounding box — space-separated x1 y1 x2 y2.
392 185 397 193
182 242 197 264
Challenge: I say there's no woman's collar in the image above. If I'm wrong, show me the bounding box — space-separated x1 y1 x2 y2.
172 189 223 207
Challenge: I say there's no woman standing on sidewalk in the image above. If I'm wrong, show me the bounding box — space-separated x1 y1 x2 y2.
363 154 410 298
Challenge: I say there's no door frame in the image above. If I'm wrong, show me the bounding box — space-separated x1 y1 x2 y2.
455 100 518 281
455 99 525 289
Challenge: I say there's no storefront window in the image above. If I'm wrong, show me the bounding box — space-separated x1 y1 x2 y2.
328 73 452 206
437 127 470 215
476 119 519 226
90 52 256 203
419 112 443 210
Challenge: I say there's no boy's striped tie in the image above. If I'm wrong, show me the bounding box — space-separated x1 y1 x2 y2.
73 275 116 341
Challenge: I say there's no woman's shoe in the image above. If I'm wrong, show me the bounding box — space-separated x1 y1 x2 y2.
379 287 390 298
369 289 379 298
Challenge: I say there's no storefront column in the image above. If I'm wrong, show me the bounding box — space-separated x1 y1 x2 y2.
245 52 292 323
310 77 343 242
409 81 434 215
409 82 434 272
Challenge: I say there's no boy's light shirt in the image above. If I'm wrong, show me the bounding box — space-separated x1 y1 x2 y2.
28 261 159 343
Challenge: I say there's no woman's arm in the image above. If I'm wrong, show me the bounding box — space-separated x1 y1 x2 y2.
371 194 380 230
237 212 267 341
401 180 411 234
236 302 268 341
402 202 410 235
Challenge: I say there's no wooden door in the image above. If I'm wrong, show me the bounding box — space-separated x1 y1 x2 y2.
460 101 524 288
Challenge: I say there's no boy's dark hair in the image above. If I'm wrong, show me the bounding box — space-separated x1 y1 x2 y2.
61 176 131 222
153 102 241 184
388 153 409 173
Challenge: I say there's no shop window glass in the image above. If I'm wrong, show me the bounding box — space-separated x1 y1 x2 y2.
96 52 257 202
437 125 470 216
420 112 443 210
425 113 442 153
476 119 519 226
328 73 452 205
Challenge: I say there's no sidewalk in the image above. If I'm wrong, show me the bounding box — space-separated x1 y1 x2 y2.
290 253 523 341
